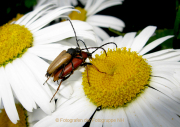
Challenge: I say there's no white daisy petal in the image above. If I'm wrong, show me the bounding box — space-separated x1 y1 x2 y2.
4 63 34 112
88 15 125 28
14 12 31 25
139 95 171 126
111 108 129 127
55 95 69 108
149 82 180 103
23 51 50 75
12 59 55 114
16 3 56 25
118 32 136 48
143 49 174 59
33 20 93 37
148 61 180 66
21 52 53 97
159 55 180 61
0 91 1 108
151 70 179 87
150 76 177 88
84 0 93 10
25 5 57 27
125 103 143 127
61 36 98 48
28 44 69 61
146 88 180 116
147 51 180 61
87 15 124 31
93 26 110 40
151 65 176 73
33 21 96 45
139 35 174 55
0 67 19 124
171 87 180 100
87 0 105 16
28 108 47 123
130 26 157 52
173 69 180 84
48 79 73 99
144 89 180 126
124 109 137 127
103 109 114 127
101 37 116 50
114 36 123 47
87 0 122 16
103 108 129 127
131 101 154 127
70 78 86 97
34 96 96 127
29 7 79 32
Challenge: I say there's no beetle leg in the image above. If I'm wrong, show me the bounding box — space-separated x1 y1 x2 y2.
50 71 73 102
81 63 106 74
85 65 90 86
71 61 74 73
50 80 63 102
58 64 65 79
81 63 106 86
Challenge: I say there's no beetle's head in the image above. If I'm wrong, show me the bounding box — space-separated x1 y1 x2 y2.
87 52 92 59
75 47 81 54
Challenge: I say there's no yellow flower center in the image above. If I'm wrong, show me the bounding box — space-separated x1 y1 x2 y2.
68 7 87 21
0 23 33 66
82 47 151 108
0 104 28 127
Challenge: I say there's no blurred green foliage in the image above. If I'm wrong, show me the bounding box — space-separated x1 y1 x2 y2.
25 0 37 8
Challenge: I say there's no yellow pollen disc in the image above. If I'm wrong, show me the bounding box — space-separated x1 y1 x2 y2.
0 24 33 66
82 47 151 108
0 104 28 127
68 7 87 21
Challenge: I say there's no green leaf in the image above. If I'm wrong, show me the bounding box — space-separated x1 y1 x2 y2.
174 1 180 38
24 0 37 8
147 29 174 49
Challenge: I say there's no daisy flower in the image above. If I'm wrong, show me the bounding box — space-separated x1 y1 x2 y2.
35 0 125 41
0 3 96 124
33 26 180 127
68 0 125 41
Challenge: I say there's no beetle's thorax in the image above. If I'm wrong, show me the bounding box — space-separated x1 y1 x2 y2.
67 47 81 56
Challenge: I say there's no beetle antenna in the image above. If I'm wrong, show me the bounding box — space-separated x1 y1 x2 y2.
77 39 89 52
91 42 117 54
66 18 80 48
66 18 89 52
81 47 107 56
